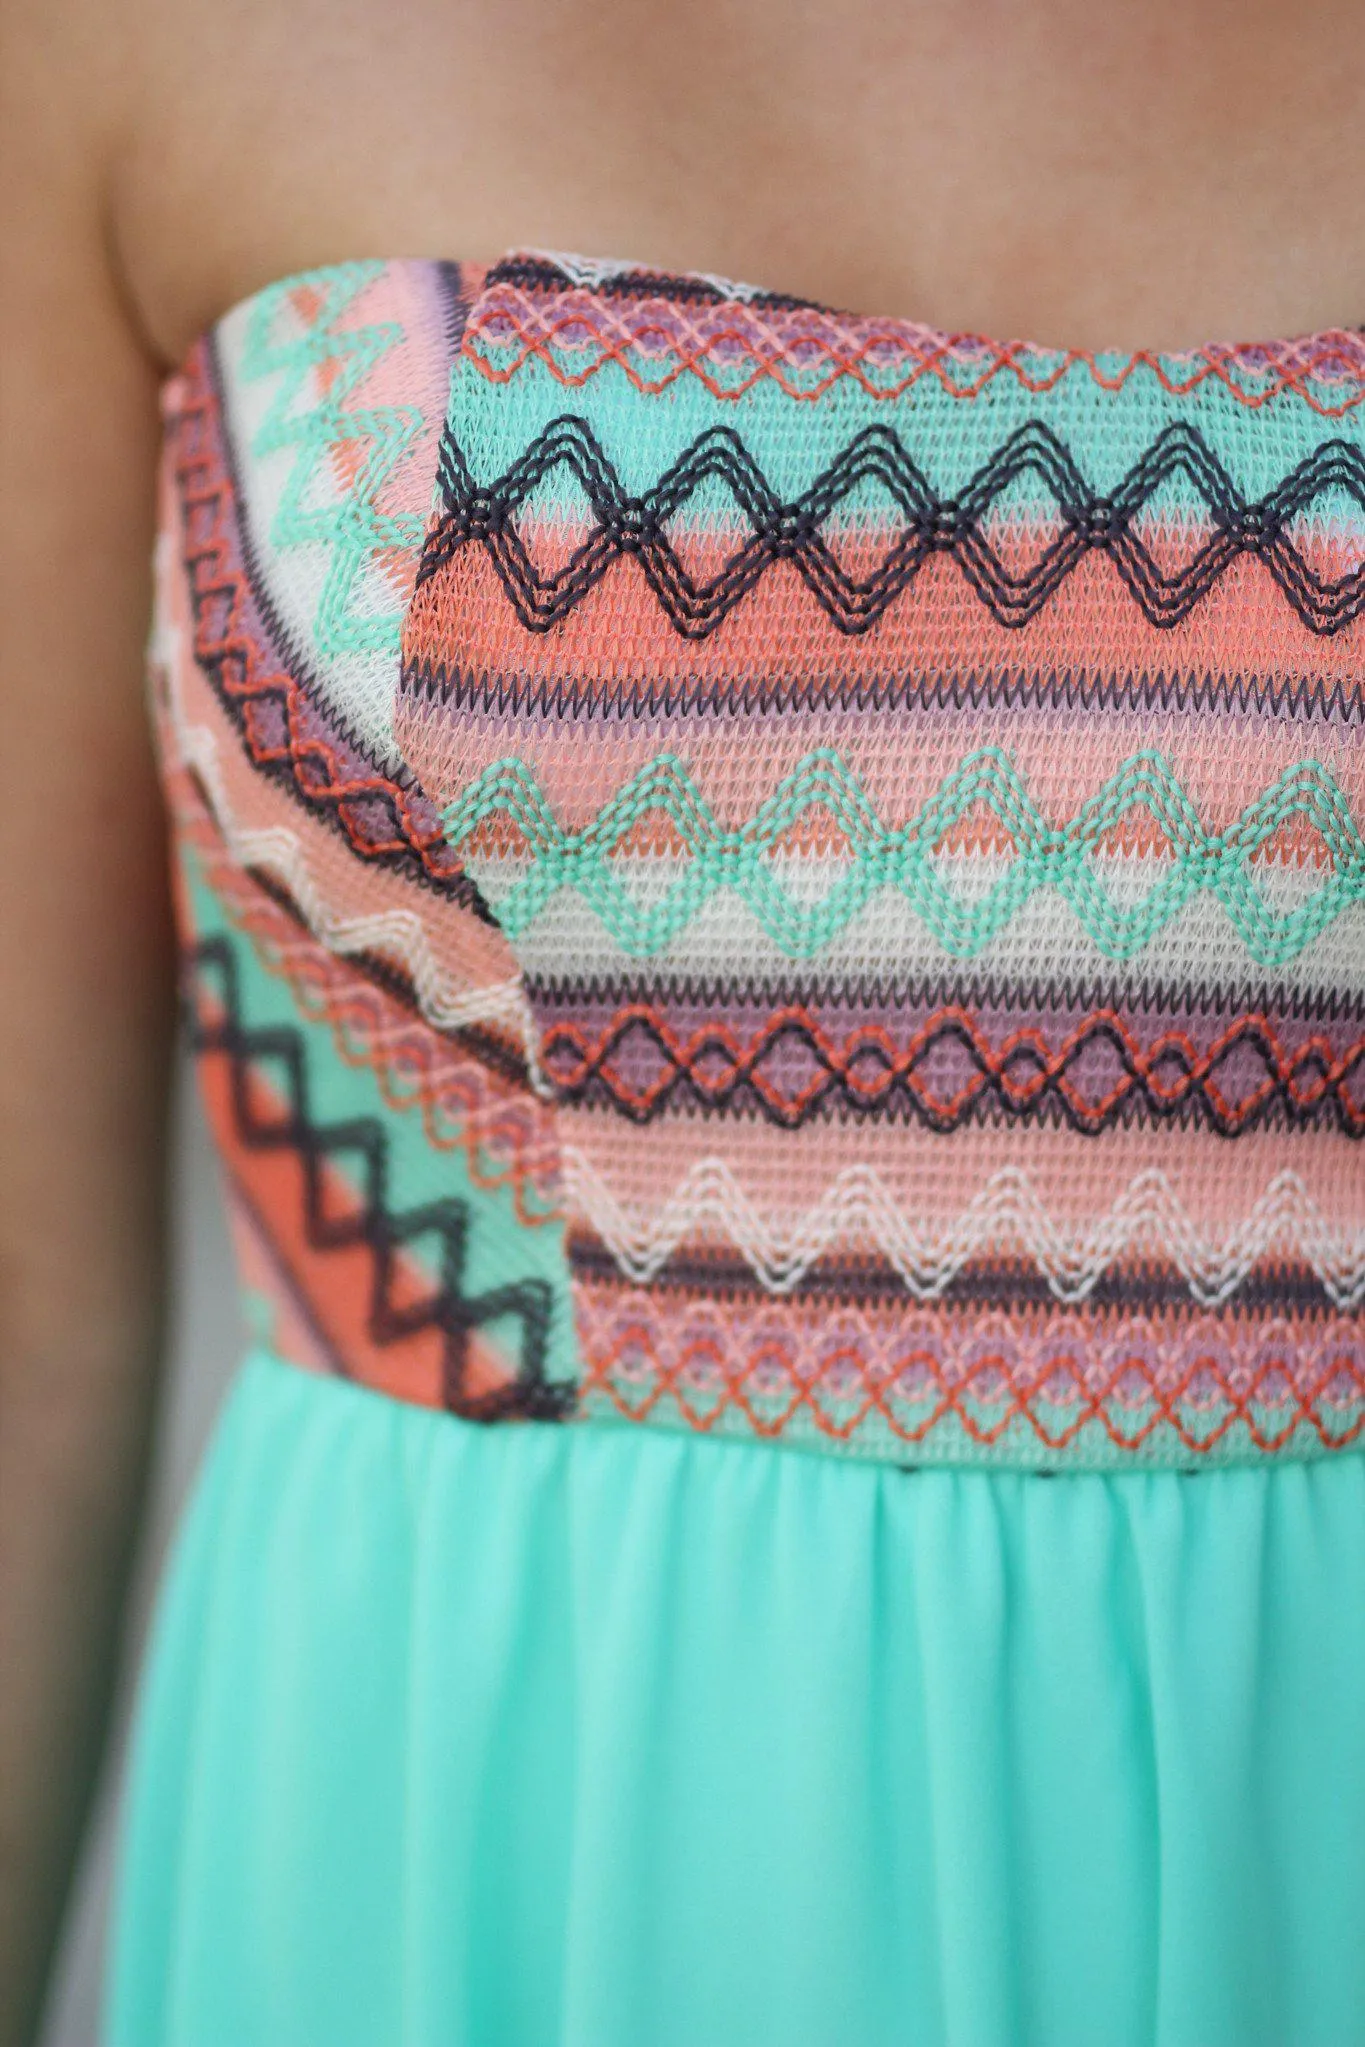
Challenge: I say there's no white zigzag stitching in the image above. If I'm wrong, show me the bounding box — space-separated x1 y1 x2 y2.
563 1150 1365 1309
521 248 768 303
153 538 540 1057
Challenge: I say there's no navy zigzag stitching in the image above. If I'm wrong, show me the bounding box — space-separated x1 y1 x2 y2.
187 935 573 1422
486 253 824 313
400 659 1365 727
525 969 1365 1023
420 416 1365 637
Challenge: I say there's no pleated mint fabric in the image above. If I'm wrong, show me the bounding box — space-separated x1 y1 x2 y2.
105 1349 1365 2047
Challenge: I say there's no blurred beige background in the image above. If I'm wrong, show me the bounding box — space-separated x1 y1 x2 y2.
39 1062 244 2047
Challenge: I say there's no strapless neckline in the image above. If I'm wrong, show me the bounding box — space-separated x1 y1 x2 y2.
180 245 1365 394
155 245 1365 1471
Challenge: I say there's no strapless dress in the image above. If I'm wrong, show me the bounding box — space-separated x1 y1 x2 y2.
107 252 1365 2046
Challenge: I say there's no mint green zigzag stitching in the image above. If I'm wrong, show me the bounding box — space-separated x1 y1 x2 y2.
443 750 1365 966
239 262 426 658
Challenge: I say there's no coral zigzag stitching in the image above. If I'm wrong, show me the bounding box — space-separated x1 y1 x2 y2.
421 414 1365 637
542 1002 1365 1136
472 254 1365 415
445 750 1365 968
169 349 470 894
574 1291 1365 1459
187 933 573 1421
563 1150 1365 1309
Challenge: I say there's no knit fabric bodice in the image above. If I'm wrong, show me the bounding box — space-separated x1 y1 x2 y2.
152 253 1365 1469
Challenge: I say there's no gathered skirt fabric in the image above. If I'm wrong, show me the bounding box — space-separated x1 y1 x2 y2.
106 1347 1365 2047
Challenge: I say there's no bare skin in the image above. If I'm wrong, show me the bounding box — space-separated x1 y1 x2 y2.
1 1 1363 2038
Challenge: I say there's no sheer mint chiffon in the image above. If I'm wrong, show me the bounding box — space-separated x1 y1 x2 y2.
106 1349 1365 2047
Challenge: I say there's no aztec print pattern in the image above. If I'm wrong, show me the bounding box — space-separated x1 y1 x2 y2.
154 252 1365 1467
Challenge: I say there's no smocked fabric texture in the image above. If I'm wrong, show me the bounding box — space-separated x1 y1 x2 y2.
154 253 1365 1470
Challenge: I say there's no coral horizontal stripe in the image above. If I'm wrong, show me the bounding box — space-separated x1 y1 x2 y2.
404 547 1365 697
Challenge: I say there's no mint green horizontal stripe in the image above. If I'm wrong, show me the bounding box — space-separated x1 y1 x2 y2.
444 748 1365 966
449 351 1365 501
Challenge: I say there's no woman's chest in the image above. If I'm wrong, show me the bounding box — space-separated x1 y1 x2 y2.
153 251 1365 1468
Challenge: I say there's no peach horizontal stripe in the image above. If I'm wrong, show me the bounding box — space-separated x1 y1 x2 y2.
397 673 1365 834
558 1099 1365 1232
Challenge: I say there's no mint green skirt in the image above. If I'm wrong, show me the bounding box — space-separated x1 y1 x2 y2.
106 1347 1365 2047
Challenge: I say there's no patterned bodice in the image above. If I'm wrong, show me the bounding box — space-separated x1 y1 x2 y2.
154 253 1365 1469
